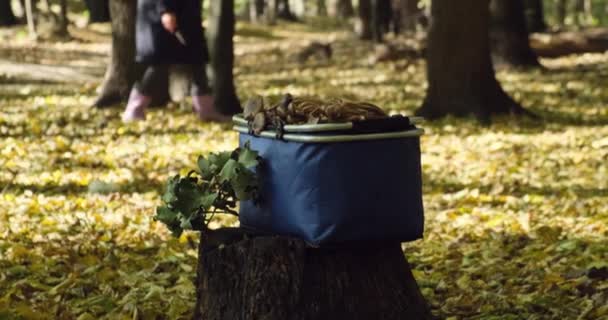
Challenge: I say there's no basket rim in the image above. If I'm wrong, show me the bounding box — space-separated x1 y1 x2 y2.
232 114 424 134
233 125 424 143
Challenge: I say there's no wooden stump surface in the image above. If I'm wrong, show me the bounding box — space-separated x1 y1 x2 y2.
194 233 432 320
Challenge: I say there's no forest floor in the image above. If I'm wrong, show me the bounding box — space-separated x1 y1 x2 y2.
1 20 608 320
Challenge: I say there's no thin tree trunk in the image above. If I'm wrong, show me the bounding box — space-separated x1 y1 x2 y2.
574 0 584 25
85 0 110 23
584 0 592 20
93 0 138 108
0 0 18 26
574 0 593 26
266 0 277 24
194 234 433 320
417 0 532 122
369 0 392 42
58 0 68 35
392 0 421 34
490 0 541 67
523 0 547 32
556 0 567 27
207 0 241 115
248 0 265 23
358 0 372 39
317 0 327 16
24 0 36 39
277 0 297 21
328 0 354 18
371 0 382 42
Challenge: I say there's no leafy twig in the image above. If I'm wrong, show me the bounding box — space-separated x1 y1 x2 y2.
154 143 260 237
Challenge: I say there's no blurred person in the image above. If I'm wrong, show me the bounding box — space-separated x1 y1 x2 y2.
123 0 229 122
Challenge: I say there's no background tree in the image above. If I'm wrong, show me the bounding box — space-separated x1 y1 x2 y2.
358 0 391 42
93 0 140 107
556 0 568 27
58 0 68 35
276 0 297 21
417 0 531 121
265 0 278 24
245 0 265 23
574 0 593 26
0 0 18 26
327 0 354 18
84 0 110 23
490 0 540 67
24 0 36 38
317 0 328 16
524 0 547 32
357 0 372 39
371 0 392 42
391 0 422 33
207 0 241 115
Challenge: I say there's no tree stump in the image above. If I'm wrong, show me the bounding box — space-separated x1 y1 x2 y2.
194 231 433 320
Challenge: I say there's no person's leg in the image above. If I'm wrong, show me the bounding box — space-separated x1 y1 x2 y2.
122 65 165 122
190 65 231 122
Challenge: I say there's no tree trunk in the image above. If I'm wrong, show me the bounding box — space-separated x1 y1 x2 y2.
328 0 354 18
265 0 277 24
194 234 433 320
85 0 110 23
317 0 327 16
371 0 383 42
556 0 567 27
24 0 36 38
358 0 372 39
93 0 139 108
58 0 68 35
417 0 531 122
391 0 421 34
490 0 540 67
584 0 592 22
574 0 592 26
207 0 241 115
523 0 547 32
0 0 18 26
370 0 391 42
574 0 584 26
277 0 297 21
248 0 265 23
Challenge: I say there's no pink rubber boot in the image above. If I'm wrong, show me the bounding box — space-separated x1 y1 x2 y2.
192 95 232 122
122 88 151 122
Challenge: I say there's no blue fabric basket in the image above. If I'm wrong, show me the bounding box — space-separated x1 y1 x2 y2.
233 115 424 246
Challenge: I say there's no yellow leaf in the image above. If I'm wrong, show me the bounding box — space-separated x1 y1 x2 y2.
41 218 57 227
10 245 30 260
15 303 46 320
76 313 97 320
456 274 471 290
80 255 100 267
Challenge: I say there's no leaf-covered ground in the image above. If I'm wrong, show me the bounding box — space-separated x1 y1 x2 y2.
1 21 608 319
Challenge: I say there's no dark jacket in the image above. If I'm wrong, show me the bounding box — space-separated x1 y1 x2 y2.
135 0 208 65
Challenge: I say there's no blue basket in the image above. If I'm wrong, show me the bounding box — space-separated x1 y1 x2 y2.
233 115 425 246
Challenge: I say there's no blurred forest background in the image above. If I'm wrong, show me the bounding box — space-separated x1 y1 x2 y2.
1 0 608 319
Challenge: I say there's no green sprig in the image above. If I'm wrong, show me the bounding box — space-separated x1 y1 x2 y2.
155 142 261 237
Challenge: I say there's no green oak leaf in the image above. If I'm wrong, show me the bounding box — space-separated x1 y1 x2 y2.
219 159 239 183
208 152 232 171
230 166 258 200
155 206 183 237
161 175 179 204
238 144 259 168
